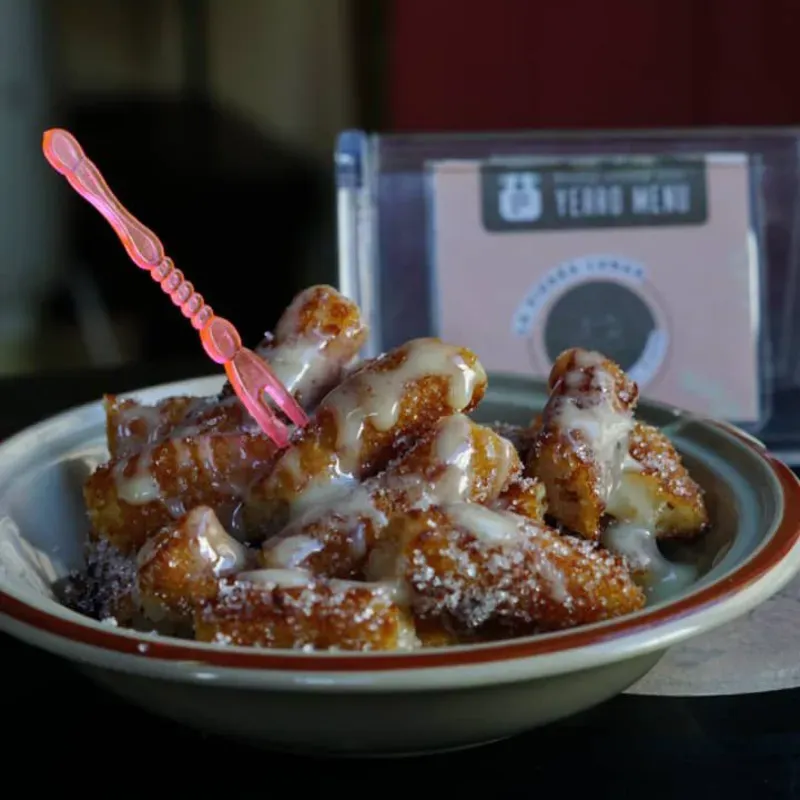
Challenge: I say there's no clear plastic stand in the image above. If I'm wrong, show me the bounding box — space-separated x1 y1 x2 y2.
337 129 800 458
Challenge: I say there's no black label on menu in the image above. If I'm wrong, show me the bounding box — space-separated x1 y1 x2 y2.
481 156 708 232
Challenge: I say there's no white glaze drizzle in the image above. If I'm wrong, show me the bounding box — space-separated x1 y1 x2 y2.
236 567 400 600
194 513 251 576
263 414 515 571
277 338 485 514
254 285 366 409
445 502 524 544
236 567 316 589
136 507 250 578
551 349 634 504
602 522 696 601
113 447 160 505
325 338 482 480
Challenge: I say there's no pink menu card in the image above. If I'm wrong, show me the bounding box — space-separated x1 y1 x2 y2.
430 155 762 422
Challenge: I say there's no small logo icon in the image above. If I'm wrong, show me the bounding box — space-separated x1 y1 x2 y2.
498 171 542 223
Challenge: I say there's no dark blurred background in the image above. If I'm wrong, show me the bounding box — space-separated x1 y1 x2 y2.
1 0 387 374
1 0 798 376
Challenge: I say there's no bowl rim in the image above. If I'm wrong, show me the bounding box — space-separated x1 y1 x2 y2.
1 377 799 679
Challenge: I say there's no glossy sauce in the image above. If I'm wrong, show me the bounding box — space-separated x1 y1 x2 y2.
263 414 515 571
277 339 486 515
326 338 484 481
430 414 518 504
603 522 696 602
136 507 250 577
603 458 697 601
112 449 161 505
256 284 366 409
446 502 524 544
551 350 634 503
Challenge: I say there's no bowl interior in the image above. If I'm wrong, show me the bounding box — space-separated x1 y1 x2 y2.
0 373 784 625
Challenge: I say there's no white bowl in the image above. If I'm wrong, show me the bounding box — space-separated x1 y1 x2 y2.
1 374 799 757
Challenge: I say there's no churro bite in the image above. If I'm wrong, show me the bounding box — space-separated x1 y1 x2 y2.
259 414 520 579
492 477 548 522
251 283 368 409
243 337 488 536
84 430 276 555
366 503 645 637
195 569 417 651
526 348 639 539
63 285 713 653
523 349 707 595
136 506 254 627
608 421 708 540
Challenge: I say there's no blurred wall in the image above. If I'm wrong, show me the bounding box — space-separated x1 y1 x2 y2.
53 0 356 158
390 0 800 130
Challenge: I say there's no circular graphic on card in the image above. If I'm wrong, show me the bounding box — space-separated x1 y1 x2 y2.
543 282 656 371
512 255 670 388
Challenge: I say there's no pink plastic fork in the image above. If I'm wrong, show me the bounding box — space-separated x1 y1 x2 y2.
42 128 308 449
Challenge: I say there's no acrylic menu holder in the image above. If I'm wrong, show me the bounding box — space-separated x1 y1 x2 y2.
336 128 800 460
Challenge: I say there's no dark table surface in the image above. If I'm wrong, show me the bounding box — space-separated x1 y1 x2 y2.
3 360 800 798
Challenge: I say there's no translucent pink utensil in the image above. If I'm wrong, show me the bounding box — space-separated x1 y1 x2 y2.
42 127 308 449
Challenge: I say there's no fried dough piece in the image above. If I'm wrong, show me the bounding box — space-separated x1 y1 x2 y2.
194 568 417 651
84 432 276 554
105 390 263 462
136 506 254 626
90 286 368 552
105 395 197 460
243 338 488 535
260 414 520 578
492 477 547 522
251 284 368 408
527 348 638 539
367 503 645 635
106 285 366 459
607 422 708 539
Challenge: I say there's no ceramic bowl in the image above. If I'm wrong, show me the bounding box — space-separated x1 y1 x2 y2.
0 374 799 757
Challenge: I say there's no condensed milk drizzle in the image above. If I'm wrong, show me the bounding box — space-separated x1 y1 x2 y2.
329 338 482 478
603 521 696 601
112 448 161 505
111 431 264 520
279 338 486 513
549 349 636 504
263 414 518 572
544 349 695 600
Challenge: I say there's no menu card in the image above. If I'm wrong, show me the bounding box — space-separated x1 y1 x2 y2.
429 154 762 422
